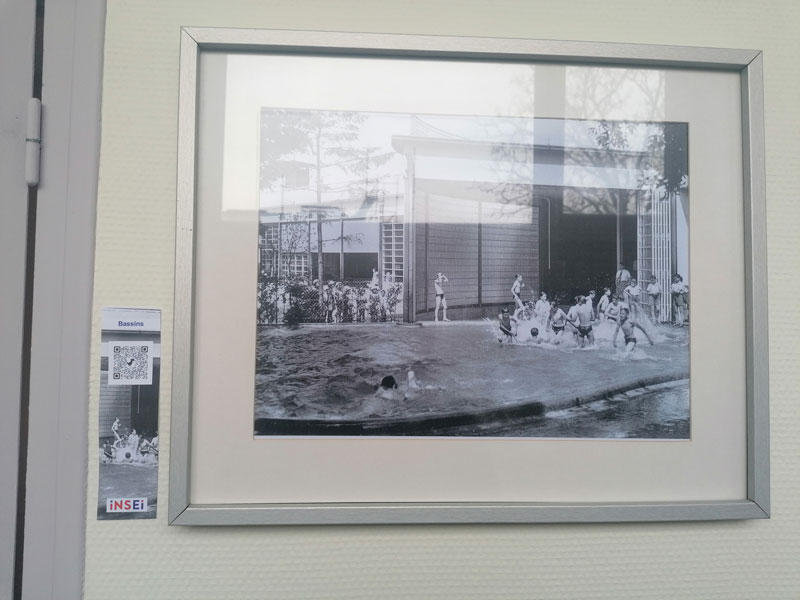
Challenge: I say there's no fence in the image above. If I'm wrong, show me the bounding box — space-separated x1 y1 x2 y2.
257 277 404 325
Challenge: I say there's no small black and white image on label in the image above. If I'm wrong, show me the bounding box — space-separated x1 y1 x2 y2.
109 341 153 386
98 308 161 520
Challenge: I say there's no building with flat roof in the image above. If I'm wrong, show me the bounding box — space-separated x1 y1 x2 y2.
258 112 688 323
392 121 688 322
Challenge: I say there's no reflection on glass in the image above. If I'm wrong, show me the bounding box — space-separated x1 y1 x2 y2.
230 55 690 439
257 109 687 320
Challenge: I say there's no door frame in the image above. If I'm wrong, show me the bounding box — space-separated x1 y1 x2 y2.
8 0 105 598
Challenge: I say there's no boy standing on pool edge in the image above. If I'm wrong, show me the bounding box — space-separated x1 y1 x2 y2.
434 272 450 322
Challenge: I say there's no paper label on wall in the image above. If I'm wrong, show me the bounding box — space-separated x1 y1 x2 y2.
97 308 161 520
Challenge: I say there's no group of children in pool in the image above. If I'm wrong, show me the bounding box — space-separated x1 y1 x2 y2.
495 271 689 354
99 417 159 465
371 272 689 402
498 285 655 355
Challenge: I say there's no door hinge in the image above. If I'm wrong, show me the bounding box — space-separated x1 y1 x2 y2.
25 98 41 187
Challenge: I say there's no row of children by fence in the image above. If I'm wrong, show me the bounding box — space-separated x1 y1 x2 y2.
256 277 403 324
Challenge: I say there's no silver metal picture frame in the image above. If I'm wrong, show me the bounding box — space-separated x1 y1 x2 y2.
170 27 769 525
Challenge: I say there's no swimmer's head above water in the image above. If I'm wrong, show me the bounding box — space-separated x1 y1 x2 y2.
379 375 398 390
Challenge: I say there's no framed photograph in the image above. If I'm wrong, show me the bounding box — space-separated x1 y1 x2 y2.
170 28 769 524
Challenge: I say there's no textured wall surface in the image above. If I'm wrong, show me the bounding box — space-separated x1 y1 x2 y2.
85 1 800 598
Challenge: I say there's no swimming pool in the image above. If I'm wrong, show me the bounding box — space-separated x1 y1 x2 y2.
254 320 689 438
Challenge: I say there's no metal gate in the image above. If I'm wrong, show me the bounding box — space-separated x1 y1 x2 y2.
636 186 673 323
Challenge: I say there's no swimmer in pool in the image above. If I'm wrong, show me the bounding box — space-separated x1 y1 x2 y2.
612 307 654 357
374 375 401 401
585 290 597 319
567 295 595 348
576 297 596 347
547 303 569 344
498 308 517 343
533 292 550 321
529 327 543 345
605 296 622 324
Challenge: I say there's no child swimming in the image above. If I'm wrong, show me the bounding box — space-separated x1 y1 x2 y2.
374 375 401 401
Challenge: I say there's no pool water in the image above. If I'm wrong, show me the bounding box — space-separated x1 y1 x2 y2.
254 321 689 438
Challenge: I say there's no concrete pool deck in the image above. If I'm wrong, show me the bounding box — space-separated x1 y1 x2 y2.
254 320 689 435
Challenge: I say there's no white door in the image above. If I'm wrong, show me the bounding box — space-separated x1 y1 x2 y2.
0 0 37 597
1 1 105 598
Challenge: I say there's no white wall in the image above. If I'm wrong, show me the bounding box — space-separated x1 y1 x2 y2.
85 1 800 598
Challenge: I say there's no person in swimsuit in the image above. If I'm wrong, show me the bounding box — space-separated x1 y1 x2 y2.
511 274 524 310
613 307 654 356
584 290 597 319
434 272 450 322
127 429 140 456
547 303 568 343
374 375 401 401
529 327 543 345
498 308 517 343
605 296 622 324
575 296 596 347
597 288 611 322
111 417 122 446
566 296 583 344
101 441 114 463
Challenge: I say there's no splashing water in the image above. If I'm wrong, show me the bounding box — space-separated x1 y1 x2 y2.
482 305 670 354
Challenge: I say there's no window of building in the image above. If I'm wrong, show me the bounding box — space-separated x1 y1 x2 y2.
343 253 379 280
259 223 279 248
282 253 309 277
382 222 404 282
260 248 278 276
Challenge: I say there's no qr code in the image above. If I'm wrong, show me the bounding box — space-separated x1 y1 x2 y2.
109 341 153 386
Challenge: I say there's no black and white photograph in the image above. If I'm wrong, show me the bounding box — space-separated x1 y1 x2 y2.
253 109 689 439
97 308 161 519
